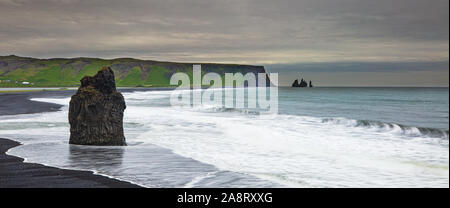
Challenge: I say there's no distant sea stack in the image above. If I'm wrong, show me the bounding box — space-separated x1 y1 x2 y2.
69 66 127 146
292 78 308 87
292 75 313 88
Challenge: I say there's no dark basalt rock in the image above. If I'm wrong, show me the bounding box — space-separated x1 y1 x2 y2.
69 67 126 146
292 78 308 87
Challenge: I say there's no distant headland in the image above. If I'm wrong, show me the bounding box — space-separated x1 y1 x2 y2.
0 55 269 88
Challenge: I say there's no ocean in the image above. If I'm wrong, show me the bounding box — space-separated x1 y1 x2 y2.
0 87 448 187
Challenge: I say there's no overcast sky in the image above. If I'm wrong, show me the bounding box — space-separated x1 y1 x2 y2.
0 0 448 86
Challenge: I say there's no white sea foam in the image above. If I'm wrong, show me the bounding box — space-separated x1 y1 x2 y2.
1 89 448 187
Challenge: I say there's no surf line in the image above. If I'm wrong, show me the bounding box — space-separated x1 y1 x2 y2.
169 64 279 115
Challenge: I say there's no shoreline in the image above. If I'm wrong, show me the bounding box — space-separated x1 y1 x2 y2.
0 92 66 115
0 138 142 188
0 88 175 115
0 90 148 188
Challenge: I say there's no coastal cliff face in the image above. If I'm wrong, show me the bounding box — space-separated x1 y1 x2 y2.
69 67 126 146
0 55 269 87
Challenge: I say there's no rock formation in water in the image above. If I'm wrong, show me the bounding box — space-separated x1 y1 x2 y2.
292 79 299 87
292 78 308 87
309 80 313 88
69 66 127 146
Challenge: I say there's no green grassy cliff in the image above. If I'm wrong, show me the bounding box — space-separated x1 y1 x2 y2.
0 55 267 87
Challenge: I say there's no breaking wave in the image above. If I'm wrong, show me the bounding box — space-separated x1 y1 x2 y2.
322 117 449 139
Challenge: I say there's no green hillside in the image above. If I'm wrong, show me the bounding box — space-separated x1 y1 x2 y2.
0 55 267 87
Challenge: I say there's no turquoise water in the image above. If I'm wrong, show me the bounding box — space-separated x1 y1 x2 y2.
0 87 448 187
279 87 449 134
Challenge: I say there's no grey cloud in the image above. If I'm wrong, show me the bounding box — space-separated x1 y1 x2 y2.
0 0 448 73
267 61 450 73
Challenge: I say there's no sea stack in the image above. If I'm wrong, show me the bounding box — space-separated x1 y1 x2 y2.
292 78 308 87
69 66 127 146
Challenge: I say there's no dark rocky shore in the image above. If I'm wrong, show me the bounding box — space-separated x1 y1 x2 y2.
0 90 147 188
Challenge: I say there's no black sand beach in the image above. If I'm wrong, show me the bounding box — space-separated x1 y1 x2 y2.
0 91 68 115
0 90 142 188
0 138 141 188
